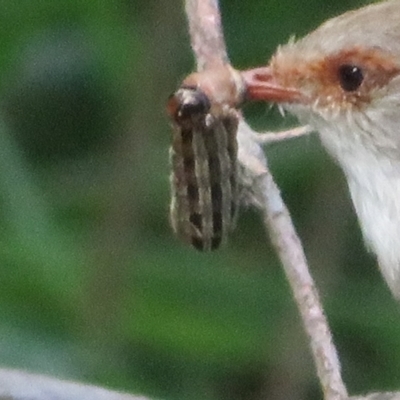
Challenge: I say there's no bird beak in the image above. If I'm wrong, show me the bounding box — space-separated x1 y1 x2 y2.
241 67 303 103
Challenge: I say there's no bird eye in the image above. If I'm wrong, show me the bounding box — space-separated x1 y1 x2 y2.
338 64 364 92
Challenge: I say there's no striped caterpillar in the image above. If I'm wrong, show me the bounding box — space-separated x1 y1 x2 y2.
167 66 244 251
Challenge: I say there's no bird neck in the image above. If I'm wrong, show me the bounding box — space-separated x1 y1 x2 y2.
320 128 400 296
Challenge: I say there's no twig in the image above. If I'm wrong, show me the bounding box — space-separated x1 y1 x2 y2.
350 395 400 400
255 125 312 144
184 1 348 399
237 121 347 400
0 368 399 400
185 0 229 71
0 368 147 400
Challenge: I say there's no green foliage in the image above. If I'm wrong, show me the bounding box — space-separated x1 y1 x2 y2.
0 1 398 400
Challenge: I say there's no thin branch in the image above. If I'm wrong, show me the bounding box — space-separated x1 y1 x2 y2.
255 125 312 144
255 154 346 399
350 395 400 400
0 369 148 400
184 1 348 399
237 121 347 400
185 0 229 70
0 368 399 400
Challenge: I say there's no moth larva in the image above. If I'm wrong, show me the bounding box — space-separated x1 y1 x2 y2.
167 66 244 251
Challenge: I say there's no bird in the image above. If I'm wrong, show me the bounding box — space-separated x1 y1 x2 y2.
242 0 400 297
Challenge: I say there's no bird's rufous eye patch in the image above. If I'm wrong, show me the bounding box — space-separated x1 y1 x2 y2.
325 48 400 92
310 47 399 107
269 46 400 109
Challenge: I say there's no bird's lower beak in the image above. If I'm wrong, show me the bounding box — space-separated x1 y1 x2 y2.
241 67 302 103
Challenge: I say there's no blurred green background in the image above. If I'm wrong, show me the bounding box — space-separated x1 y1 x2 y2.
0 1 399 399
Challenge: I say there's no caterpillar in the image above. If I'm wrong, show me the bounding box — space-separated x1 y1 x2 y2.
166 66 244 251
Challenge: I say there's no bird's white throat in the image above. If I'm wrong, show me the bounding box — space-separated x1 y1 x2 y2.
318 122 400 296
